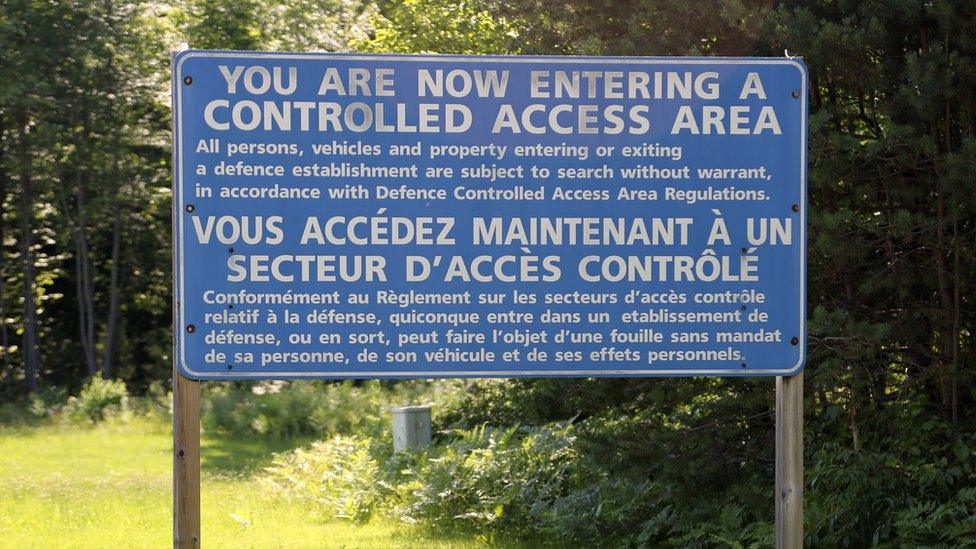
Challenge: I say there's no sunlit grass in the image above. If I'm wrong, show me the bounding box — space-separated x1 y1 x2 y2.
0 417 484 548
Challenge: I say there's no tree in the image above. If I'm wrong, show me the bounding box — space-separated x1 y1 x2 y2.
354 0 520 54
0 0 172 393
761 0 975 432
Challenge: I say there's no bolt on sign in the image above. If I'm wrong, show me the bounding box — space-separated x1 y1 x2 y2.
172 51 807 379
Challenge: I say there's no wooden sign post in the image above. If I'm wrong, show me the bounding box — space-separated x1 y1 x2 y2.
775 372 803 548
173 370 201 549
171 46 201 549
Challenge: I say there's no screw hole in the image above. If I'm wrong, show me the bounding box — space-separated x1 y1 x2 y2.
183 76 193 85
790 336 799 345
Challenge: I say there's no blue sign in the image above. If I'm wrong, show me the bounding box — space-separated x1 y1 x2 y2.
172 51 806 379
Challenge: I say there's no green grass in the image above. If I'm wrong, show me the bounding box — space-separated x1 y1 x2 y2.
0 416 487 548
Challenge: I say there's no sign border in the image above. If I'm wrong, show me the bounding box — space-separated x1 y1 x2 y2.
172 51 807 379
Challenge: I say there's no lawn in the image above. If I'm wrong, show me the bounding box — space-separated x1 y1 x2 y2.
0 417 485 548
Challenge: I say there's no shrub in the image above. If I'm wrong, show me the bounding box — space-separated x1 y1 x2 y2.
247 388 976 548
27 387 69 420
667 503 773 548
402 423 578 535
263 435 390 522
537 477 677 546
893 487 976 546
204 381 337 438
399 419 770 546
65 374 130 422
202 380 464 439
804 436 976 547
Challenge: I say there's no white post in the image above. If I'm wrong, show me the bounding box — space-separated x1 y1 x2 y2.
776 372 803 549
392 405 432 452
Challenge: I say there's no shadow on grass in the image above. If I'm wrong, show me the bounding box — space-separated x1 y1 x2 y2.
201 434 315 475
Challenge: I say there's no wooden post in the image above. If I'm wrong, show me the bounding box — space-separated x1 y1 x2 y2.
171 47 199 549
173 370 201 548
775 372 803 549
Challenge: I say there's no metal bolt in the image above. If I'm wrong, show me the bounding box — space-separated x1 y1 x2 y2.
185 204 195 213
791 204 800 213
790 336 799 345
228 247 234 253
183 76 193 85
227 304 234 309
186 324 196 333
740 247 748 254
791 90 800 98
741 363 747 368
227 364 233 370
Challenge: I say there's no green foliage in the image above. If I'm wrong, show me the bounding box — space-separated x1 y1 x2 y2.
354 0 520 54
0 0 173 395
263 435 390 522
0 387 65 424
174 0 370 52
668 504 773 549
893 487 976 546
535 478 677 546
181 0 267 50
261 0 373 51
493 0 764 56
402 424 577 533
202 380 463 439
803 423 976 547
414 404 776 546
66 374 130 422
261 416 766 546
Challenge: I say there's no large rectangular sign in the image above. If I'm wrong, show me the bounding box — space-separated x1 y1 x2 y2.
172 51 806 379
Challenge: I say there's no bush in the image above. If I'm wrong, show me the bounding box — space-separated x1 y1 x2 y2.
400 419 772 547
402 423 578 535
893 487 976 546
202 380 465 439
263 435 390 522
804 437 976 547
536 478 677 546
65 374 130 422
243 384 976 548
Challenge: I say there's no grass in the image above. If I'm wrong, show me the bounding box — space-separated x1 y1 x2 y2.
0 416 488 548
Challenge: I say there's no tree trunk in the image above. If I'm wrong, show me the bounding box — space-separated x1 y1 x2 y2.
17 113 39 391
76 176 98 375
934 187 954 422
102 199 121 377
60 111 99 376
0 117 11 373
